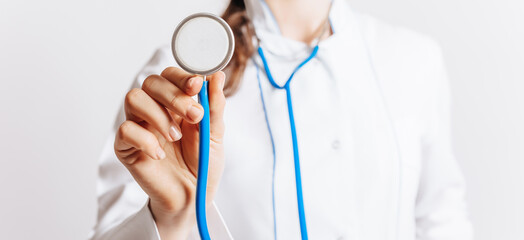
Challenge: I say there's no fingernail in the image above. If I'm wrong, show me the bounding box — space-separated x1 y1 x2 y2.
156 147 166 160
187 77 195 89
169 126 182 141
187 105 203 122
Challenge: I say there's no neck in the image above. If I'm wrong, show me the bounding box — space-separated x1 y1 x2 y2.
264 0 332 44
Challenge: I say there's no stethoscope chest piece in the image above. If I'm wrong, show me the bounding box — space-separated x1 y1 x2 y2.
171 12 235 76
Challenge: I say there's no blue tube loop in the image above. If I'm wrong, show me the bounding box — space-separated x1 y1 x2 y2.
257 45 319 240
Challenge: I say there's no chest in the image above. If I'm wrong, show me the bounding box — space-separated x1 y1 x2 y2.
216 50 423 239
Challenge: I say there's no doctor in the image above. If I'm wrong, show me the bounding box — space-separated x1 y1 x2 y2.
90 0 473 239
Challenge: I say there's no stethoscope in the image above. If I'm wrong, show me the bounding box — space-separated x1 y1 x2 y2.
171 10 402 240
171 12 317 239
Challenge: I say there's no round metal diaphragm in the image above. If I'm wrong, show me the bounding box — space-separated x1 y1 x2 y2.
171 13 235 75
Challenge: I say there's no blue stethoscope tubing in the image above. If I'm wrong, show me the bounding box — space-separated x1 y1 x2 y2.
195 45 318 240
257 45 319 240
196 80 212 240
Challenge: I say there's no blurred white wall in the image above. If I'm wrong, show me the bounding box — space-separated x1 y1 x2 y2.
0 0 522 239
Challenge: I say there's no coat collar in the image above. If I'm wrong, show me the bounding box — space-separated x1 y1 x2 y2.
244 0 354 60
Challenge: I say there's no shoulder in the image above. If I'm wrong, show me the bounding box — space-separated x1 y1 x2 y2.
354 12 444 73
352 13 449 124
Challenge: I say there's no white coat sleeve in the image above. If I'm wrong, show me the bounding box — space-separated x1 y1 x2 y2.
89 47 233 240
415 45 474 240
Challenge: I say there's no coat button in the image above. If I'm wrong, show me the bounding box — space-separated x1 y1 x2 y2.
332 140 340 150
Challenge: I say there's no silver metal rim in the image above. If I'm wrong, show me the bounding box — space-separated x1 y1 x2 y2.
171 12 235 76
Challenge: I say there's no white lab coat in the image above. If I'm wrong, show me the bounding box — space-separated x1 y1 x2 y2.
89 0 473 239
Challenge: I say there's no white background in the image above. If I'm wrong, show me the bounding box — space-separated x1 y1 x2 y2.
0 0 522 239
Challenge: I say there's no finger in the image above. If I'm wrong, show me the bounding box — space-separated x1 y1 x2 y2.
161 67 204 96
178 71 226 176
207 71 226 141
115 120 165 163
142 74 204 124
124 88 183 142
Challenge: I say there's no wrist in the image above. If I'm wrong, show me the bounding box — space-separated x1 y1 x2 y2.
149 199 195 240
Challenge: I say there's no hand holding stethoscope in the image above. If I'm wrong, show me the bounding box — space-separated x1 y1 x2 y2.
115 11 324 240
113 14 229 240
